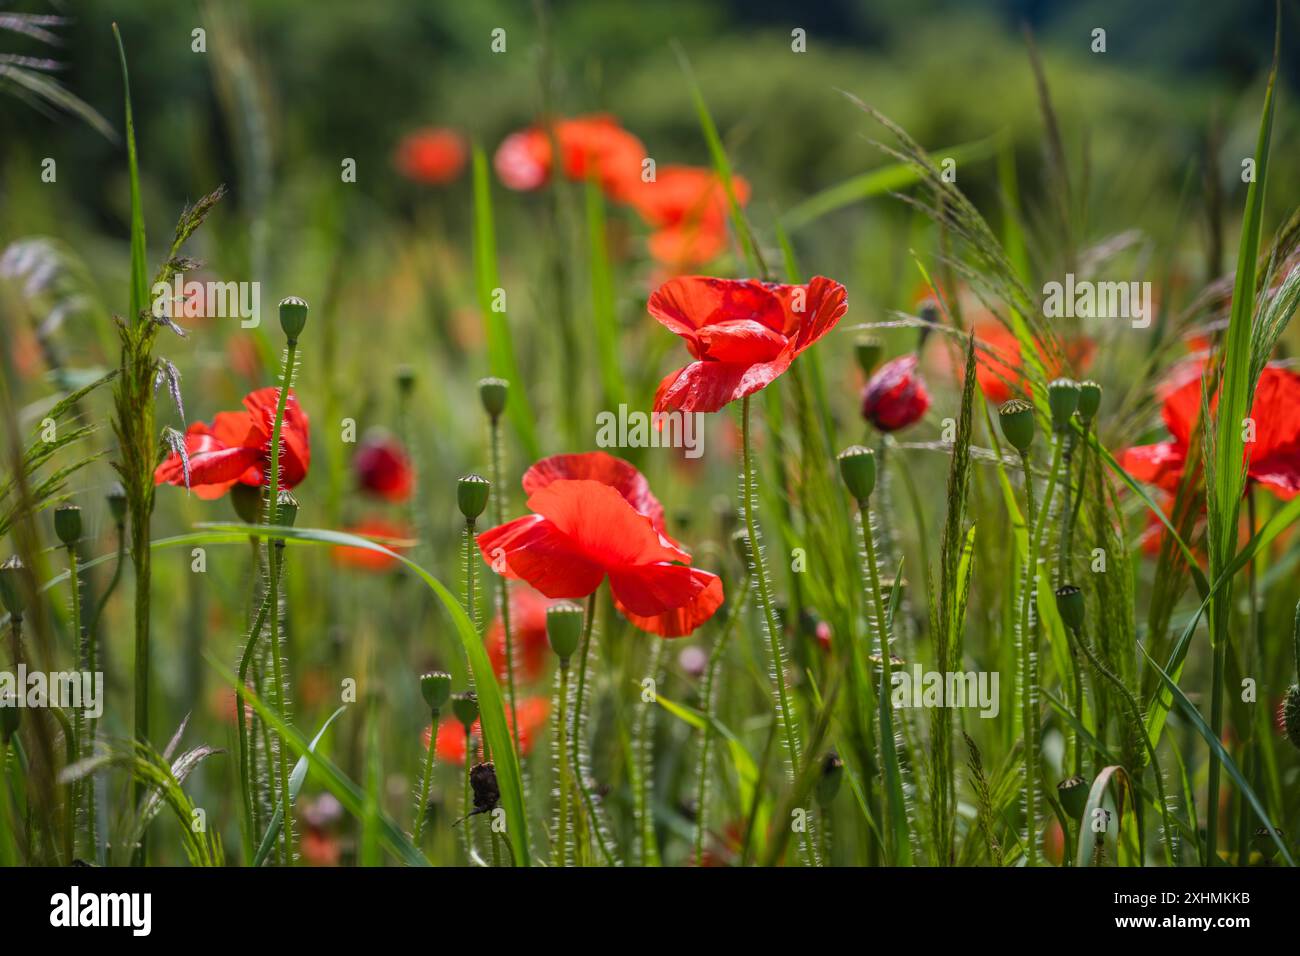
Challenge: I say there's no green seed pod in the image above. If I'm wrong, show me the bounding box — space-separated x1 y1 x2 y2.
0 556 29 616
1077 380 1102 426
1283 685 1300 752
1252 826 1285 862
278 296 309 341
0 696 18 743
838 445 877 503
998 399 1036 453
1057 775 1089 819
546 602 585 663
478 377 509 420
854 335 884 377
452 691 479 729
106 483 128 525
420 671 453 713
396 365 416 396
276 490 299 528
231 483 262 525
1048 378 1080 432
816 749 844 806
458 474 490 522
1055 584 1085 632
54 503 82 546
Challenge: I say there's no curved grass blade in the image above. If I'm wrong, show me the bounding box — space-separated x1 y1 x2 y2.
1074 765 1132 867
253 705 347 867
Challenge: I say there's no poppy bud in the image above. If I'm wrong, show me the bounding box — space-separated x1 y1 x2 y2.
0 695 18 743
838 445 876 504
1283 685 1300 751
457 474 490 522
998 399 1036 453
731 528 752 565
231 483 262 525
855 335 883 377
478 377 509 421
1048 378 1080 432
1077 380 1102 426
420 671 453 713
54 503 82 546
861 355 930 432
276 490 299 528
452 691 479 729
1057 775 1089 819
0 556 29 616
1055 584 1085 632
816 749 844 806
1252 826 1285 862
546 602 584 663
396 364 416 396
278 296 309 342
106 483 127 525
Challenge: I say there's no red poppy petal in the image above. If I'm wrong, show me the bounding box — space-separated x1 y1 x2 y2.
609 564 724 637
525 480 688 566
1120 442 1186 492
648 276 786 339
782 275 849 347
696 319 788 363
494 129 550 191
522 452 667 532
476 514 607 599
210 410 255 446
653 354 793 414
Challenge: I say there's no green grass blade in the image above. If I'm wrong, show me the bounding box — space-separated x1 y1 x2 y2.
111 24 147 325
584 177 625 408
253 706 347 867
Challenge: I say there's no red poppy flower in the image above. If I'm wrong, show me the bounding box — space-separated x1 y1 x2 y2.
625 166 750 268
861 354 930 431
970 321 1095 405
647 276 848 415
494 114 644 195
1122 365 1300 499
154 387 310 499
486 586 554 683
332 518 413 572
429 696 550 765
353 433 414 502
393 127 466 185
477 451 723 637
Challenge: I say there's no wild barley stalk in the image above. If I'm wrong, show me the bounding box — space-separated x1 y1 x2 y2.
739 393 815 866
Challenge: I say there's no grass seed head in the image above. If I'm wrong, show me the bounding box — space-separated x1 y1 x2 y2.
54 503 83 546
998 399 1036 453
1048 378 1080 432
457 473 490 521
838 444 877 503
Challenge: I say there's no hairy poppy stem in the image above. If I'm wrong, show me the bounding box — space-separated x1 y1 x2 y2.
265 337 298 864
556 662 572 866
571 590 619 866
633 638 664 865
1018 432 1064 866
65 544 85 858
488 415 519 732
237 557 275 862
412 710 440 847
461 742 476 862
739 394 815 866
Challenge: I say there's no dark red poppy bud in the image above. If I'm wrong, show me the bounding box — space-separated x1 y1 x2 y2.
478 377 509 420
546 602 584 663
54 504 82 546
860 355 930 432
0 556 29 616
420 671 453 713
106 483 127 525
354 433 414 502
998 399 1036 453
278 296 309 342
1057 775 1089 819
452 691 479 729
838 445 877 503
457 474 490 522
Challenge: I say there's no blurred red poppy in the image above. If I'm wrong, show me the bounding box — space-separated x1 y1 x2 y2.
487 585 553 683
970 321 1095 405
332 518 412 571
494 114 643 195
477 451 723 637
154 387 310 499
394 127 466 185
861 354 930 431
625 166 750 269
353 433 414 502
429 695 550 765
1122 365 1300 499
648 276 847 414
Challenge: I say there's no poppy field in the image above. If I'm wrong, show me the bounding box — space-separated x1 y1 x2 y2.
3 0 1300 880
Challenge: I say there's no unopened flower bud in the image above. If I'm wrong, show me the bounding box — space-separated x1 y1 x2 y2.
838 445 877 503
546 602 584 663
231 483 262 525
0 556 29 616
855 335 883 377
1048 378 1080 432
420 671 453 713
478 377 509 420
276 490 299 528
1055 584 1085 632
1057 775 1089 819
278 296 309 341
452 691 478 729
457 474 490 522
106 483 127 525
998 399 1036 453
396 365 416 396
1077 380 1102 426
816 750 844 806
0 696 18 743
54 503 82 546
